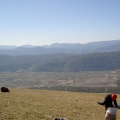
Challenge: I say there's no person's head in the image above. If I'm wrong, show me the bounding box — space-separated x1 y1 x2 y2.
111 94 117 100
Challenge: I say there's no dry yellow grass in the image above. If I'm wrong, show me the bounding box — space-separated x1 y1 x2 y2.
0 88 120 120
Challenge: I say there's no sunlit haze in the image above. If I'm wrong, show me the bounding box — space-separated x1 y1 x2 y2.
0 0 120 46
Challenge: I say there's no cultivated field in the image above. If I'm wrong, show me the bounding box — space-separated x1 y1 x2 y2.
0 88 120 120
0 70 120 88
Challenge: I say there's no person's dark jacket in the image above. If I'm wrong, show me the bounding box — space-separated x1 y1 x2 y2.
98 94 118 110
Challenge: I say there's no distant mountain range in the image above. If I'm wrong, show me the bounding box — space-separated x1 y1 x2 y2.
0 40 120 55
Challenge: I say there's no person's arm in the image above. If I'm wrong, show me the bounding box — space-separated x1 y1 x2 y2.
114 100 118 108
97 101 105 106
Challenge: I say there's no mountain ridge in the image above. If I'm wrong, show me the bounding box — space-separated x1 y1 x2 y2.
0 40 120 55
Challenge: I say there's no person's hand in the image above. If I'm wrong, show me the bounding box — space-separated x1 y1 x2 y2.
118 105 120 109
97 102 100 104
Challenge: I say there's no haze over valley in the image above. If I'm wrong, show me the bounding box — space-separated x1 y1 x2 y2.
0 40 120 93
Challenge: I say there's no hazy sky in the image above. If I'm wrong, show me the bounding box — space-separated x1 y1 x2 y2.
0 0 120 46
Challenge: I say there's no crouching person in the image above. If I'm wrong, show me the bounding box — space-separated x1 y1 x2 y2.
97 93 119 120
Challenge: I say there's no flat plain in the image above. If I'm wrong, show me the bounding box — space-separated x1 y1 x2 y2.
0 70 120 88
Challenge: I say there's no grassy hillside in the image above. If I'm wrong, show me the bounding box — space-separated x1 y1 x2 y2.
0 88 120 120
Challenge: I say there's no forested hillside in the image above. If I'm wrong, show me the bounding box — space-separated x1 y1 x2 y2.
0 51 120 72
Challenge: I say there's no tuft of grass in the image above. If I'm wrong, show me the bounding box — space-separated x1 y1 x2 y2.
0 88 120 120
